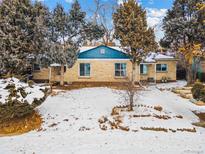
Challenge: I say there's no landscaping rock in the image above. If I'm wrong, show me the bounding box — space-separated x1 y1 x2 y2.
195 101 205 106
154 106 163 112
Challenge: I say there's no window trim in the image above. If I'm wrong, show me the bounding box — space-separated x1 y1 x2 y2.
114 63 127 77
79 63 91 77
156 64 168 72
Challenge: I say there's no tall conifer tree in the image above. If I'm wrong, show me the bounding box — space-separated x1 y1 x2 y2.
161 0 205 84
48 0 104 85
113 0 157 110
0 0 49 76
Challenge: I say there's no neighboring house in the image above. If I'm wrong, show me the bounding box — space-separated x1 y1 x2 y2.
32 45 177 84
199 59 205 73
197 59 205 82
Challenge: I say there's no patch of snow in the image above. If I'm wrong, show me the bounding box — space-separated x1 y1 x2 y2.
145 52 175 63
79 46 97 53
0 81 205 154
50 63 61 67
0 78 45 104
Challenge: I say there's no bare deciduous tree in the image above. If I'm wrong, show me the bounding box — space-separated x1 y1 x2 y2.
90 0 117 45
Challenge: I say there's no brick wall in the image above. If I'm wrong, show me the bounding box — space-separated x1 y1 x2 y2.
33 60 177 83
64 60 137 83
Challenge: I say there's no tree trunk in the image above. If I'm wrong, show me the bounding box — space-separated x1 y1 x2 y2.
49 86 53 94
60 65 64 86
186 64 193 85
7 71 12 78
129 62 136 111
129 91 134 111
131 62 136 86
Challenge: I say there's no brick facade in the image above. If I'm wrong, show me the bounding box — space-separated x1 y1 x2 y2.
33 59 177 83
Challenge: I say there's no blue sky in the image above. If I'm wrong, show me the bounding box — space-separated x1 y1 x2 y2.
36 0 175 42
37 0 174 10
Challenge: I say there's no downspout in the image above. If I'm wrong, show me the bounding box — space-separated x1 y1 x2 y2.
49 67 52 83
154 63 157 84
138 64 141 82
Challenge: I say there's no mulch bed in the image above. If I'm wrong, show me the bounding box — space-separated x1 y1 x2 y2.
52 82 142 91
0 111 42 136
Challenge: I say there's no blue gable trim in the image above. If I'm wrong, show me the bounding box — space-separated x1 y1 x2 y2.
78 45 130 59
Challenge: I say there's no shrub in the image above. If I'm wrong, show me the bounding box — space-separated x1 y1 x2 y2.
191 82 204 100
0 78 48 123
28 80 35 88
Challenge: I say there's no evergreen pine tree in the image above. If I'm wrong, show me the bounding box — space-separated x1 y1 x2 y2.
0 0 34 75
161 0 205 84
47 0 104 86
113 0 158 110
0 0 49 76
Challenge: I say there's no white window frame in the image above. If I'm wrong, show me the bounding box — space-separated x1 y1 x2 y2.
79 63 91 77
115 63 127 77
156 64 168 72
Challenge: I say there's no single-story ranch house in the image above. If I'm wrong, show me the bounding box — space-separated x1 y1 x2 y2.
33 45 177 84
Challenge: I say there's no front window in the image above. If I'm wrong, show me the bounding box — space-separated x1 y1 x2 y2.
156 64 168 72
80 63 90 77
140 64 148 74
115 63 126 77
33 64 41 71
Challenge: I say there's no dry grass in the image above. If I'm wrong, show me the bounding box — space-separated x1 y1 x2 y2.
111 106 128 116
52 82 142 91
141 127 168 132
140 127 196 133
133 114 151 118
154 106 163 112
195 112 205 121
175 115 183 119
176 128 196 133
153 114 171 120
193 112 205 128
118 125 130 131
192 122 205 128
0 111 42 136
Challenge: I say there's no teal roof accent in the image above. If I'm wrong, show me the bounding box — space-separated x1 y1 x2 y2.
78 45 130 59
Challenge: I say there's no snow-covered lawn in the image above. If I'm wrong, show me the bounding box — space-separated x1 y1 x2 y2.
1 81 205 154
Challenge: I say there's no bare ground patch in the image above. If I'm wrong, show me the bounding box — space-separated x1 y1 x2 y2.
193 112 205 128
0 111 42 137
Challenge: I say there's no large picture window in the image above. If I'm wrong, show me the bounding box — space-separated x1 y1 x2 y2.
80 63 90 77
115 63 127 77
140 64 148 74
156 64 168 72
